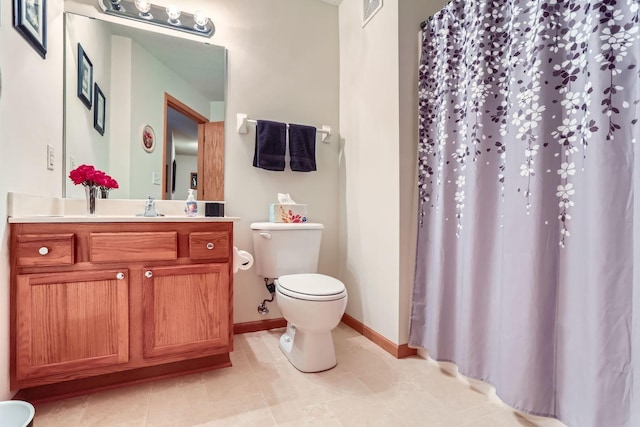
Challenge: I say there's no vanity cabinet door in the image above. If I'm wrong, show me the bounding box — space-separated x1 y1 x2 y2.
142 263 231 360
15 269 130 385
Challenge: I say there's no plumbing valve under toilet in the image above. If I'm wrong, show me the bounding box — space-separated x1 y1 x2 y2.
257 278 276 315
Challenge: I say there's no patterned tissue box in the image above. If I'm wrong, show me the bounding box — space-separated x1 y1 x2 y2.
269 204 308 223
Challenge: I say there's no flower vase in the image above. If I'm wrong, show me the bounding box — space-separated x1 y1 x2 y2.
85 184 98 215
100 187 110 199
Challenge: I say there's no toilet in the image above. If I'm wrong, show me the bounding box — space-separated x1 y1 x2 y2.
251 222 347 372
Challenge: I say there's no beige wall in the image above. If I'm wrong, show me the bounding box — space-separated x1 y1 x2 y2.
338 0 450 343
0 0 65 400
338 0 401 342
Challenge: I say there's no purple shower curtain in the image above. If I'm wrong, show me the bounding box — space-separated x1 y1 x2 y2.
410 1 640 426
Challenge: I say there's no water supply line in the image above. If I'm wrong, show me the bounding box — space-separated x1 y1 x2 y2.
257 278 276 315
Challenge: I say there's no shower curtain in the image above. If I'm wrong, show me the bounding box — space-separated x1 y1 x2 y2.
409 0 640 426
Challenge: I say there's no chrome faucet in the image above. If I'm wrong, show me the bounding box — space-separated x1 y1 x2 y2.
143 196 158 217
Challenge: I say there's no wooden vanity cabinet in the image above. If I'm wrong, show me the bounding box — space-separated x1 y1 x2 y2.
15 269 130 382
10 221 234 398
142 263 230 360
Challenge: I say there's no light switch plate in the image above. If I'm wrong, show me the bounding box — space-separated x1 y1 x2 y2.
47 144 54 170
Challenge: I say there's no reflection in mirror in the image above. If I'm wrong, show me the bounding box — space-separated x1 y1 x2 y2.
166 106 198 201
64 12 226 200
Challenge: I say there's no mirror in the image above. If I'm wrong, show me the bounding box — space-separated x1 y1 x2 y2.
63 12 226 200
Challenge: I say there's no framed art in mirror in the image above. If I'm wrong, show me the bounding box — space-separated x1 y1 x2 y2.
13 0 47 58
142 125 156 153
94 83 105 135
77 43 93 108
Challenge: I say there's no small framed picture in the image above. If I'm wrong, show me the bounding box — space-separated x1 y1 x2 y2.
13 0 47 58
362 0 382 27
142 124 156 153
190 172 198 190
77 43 93 109
93 83 105 135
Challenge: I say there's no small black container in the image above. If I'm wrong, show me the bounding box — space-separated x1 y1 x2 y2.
205 202 225 217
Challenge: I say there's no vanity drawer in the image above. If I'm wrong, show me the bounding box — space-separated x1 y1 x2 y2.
189 232 229 261
90 232 178 263
15 234 75 267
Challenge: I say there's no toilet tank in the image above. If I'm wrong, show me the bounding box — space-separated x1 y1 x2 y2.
250 222 324 278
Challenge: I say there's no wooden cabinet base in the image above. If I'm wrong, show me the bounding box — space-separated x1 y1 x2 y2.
13 353 231 405
10 221 234 405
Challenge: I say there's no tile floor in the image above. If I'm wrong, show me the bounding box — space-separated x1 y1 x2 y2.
34 324 550 426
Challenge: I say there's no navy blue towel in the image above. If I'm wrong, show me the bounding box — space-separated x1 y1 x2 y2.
253 120 287 171
288 123 317 172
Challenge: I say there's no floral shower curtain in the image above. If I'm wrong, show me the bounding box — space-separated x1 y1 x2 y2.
409 0 640 426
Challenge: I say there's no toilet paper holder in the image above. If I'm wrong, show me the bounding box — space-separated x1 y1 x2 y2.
233 246 254 273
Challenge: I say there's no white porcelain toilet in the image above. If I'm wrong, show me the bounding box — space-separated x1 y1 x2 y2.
251 222 347 372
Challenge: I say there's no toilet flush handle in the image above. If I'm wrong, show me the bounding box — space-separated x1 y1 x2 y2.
259 232 272 240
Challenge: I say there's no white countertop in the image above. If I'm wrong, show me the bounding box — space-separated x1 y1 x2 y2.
8 215 239 223
7 192 238 223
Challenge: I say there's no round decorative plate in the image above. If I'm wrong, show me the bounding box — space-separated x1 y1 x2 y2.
141 125 155 153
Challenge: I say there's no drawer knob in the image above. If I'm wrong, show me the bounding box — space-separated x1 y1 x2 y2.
38 247 49 256
206 242 215 250
145 270 153 278
116 272 125 280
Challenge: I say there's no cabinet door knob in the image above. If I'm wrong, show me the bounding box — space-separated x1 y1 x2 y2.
38 246 49 256
145 270 153 278
116 272 125 280
206 242 215 250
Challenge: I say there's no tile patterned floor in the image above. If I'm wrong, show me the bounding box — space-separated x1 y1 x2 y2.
33 324 554 427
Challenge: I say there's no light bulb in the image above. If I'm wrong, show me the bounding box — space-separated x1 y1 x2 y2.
166 5 181 25
193 10 208 30
134 0 152 19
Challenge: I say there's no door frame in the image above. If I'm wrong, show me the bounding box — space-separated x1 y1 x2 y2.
162 93 208 200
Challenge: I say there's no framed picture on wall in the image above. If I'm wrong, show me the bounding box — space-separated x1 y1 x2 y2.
142 124 156 153
77 43 93 109
93 83 105 135
13 0 47 58
362 0 382 27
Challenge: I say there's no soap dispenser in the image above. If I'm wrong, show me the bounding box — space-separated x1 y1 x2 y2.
185 189 198 217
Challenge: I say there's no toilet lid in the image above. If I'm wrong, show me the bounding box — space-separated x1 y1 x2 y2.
277 274 346 301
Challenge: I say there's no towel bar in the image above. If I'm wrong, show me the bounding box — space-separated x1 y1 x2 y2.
236 113 331 143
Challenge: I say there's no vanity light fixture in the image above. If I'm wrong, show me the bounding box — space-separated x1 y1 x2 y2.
99 0 215 38
165 5 181 26
109 0 123 11
134 0 153 19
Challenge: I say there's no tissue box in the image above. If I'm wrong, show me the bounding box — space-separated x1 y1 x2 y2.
269 204 308 223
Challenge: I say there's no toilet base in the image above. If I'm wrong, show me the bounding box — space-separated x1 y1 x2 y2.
279 323 337 373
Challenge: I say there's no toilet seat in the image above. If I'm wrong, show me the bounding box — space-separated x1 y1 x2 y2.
277 274 346 302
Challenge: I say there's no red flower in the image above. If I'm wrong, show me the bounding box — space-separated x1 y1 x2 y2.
69 164 119 189
105 176 119 189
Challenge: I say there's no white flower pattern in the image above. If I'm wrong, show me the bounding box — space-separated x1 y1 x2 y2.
417 0 640 248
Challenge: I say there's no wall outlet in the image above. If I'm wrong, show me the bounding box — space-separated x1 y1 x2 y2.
152 172 161 185
47 144 54 170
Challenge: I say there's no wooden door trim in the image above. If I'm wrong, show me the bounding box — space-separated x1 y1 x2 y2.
162 93 209 200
